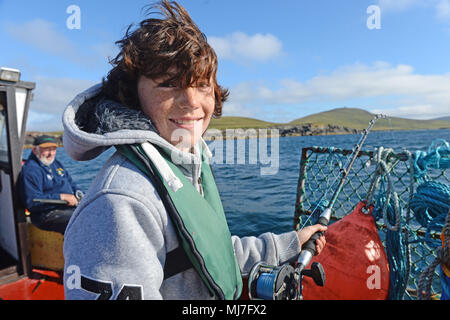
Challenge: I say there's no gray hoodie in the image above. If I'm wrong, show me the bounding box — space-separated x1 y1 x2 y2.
62 84 302 300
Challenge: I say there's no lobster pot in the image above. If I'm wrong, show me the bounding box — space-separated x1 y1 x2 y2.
294 146 449 300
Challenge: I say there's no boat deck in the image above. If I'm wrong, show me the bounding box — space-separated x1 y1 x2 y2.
0 268 64 300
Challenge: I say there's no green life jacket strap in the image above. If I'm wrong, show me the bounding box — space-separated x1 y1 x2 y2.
115 143 243 300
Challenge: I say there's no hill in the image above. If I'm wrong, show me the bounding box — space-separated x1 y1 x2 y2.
209 108 450 131
209 116 277 130
433 116 450 121
26 108 450 144
289 107 450 131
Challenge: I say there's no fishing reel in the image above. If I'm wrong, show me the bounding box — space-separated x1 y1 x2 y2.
247 261 326 300
248 208 330 300
75 190 85 201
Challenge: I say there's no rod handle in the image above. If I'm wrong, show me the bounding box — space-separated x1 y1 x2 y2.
300 216 329 256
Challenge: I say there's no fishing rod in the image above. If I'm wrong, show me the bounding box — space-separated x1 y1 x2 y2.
33 199 68 205
296 114 386 272
247 114 387 300
32 191 84 205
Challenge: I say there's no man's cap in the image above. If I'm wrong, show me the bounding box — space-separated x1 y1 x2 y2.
33 135 58 148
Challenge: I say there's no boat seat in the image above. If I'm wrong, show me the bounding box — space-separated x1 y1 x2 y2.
27 222 64 272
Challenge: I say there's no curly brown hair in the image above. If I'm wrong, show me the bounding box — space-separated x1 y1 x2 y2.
101 0 228 117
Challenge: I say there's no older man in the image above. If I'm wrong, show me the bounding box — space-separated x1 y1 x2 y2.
18 135 81 235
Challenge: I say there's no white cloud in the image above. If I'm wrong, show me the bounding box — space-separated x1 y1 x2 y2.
377 0 425 12
6 19 74 55
209 32 282 62
90 42 120 63
32 77 96 113
4 19 115 68
378 0 450 21
26 77 97 131
370 104 445 119
26 111 61 132
436 0 450 20
25 62 450 131
224 62 450 120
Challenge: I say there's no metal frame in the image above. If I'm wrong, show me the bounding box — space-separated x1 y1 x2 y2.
294 146 411 229
293 145 446 299
0 79 35 277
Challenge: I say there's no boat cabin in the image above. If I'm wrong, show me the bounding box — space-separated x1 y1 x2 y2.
0 67 64 299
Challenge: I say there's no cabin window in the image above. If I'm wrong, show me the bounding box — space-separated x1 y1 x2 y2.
0 92 9 167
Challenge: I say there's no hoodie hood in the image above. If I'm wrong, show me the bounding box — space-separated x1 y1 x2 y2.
62 84 212 190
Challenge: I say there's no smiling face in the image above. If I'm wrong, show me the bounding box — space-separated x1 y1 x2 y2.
137 74 215 153
33 146 57 166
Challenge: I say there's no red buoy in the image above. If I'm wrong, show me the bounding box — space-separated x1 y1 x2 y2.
302 201 390 300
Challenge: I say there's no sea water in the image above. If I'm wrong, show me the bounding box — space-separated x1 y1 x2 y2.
23 128 450 238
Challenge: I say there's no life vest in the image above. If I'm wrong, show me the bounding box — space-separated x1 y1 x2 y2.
116 143 243 300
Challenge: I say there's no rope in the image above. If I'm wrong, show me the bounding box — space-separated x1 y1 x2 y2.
418 209 450 300
410 139 450 246
412 139 450 299
410 181 450 243
414 139 450 182
369 147 408 299
372 182 409 299
404 151 414 294
367 147 401 231
444 211 450 268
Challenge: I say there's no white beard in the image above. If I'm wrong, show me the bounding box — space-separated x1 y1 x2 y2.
39 156 55 166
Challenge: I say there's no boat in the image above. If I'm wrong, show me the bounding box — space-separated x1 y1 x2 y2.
0 67 64 300
0 67 447 300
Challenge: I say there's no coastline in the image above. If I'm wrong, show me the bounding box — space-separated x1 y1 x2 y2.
23 125 450 149
203 123 359 140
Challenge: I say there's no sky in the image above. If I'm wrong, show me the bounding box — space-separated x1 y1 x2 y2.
1 0 450 131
